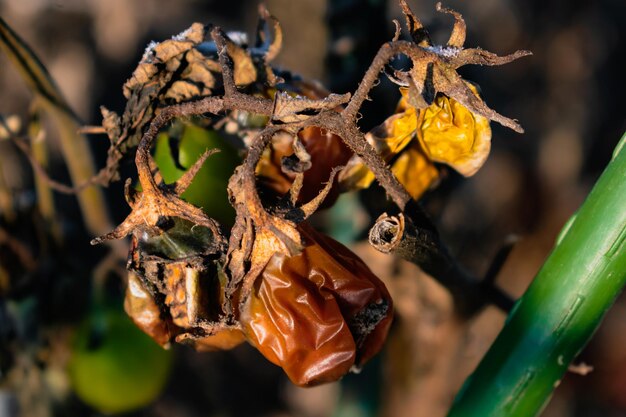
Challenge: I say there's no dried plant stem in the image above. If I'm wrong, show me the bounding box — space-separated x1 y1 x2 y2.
369 213 514 317
29 105 62 242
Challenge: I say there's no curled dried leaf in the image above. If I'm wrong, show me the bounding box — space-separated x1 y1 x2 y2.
255 4 283 63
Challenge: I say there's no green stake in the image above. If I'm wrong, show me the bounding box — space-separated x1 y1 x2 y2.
447 132 626 417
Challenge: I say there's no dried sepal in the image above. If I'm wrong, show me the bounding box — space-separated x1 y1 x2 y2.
255 4 283 63
225 128 304 314
435 2 466 48
295 165 344 219
391 19 402 42
90 129 225 250
449 47 531 69
395 3 530 133
221 33 258 87
399 0 431 47
431 63 523 132
172 148 220 195
272 91 350 123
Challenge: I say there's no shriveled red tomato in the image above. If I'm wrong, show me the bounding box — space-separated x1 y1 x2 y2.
255 80 352 207
239 222 393 386
256 126 352 205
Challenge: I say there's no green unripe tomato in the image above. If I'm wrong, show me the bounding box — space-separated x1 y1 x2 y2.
154 122 241 227
68 304 173 414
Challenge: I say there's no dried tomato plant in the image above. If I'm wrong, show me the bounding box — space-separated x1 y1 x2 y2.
91 2 529 386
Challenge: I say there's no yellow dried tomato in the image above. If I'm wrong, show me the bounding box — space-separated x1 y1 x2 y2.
414 85 491 177
339 82 491 199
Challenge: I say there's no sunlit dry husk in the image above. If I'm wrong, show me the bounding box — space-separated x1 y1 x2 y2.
240 223 393 386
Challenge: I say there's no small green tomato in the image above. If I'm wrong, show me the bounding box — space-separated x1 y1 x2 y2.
154 122 241 227
68 304 173 414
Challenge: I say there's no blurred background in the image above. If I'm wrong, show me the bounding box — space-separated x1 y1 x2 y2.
0 0 624 416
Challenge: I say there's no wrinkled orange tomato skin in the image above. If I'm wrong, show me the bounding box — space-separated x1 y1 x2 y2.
240 223 393 386
187 330 246 352
125 271 177 347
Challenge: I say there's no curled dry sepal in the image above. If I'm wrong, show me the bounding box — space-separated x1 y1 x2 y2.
91 2 529 386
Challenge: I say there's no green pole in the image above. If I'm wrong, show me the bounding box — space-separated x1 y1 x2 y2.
447 132 626 417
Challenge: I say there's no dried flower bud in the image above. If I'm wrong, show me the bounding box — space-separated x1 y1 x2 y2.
239 223 393 386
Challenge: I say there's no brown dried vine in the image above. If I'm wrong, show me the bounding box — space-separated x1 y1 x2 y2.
91 2 530 321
